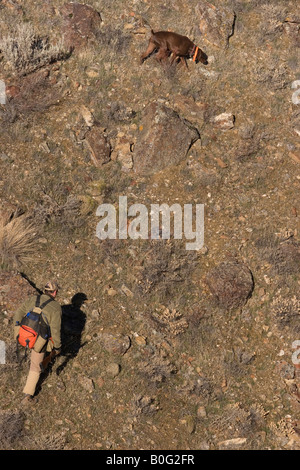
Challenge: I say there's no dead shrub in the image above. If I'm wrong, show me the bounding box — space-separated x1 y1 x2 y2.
131 394 160 417
206 261 254 310
32 193 83 229
138 349 177 386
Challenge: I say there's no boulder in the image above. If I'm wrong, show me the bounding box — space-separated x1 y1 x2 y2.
60 2 102 49
195 1 235 48
133 102 199 174
171 95 208 128
84 126 111 167
96 331 131 356
283 16 300 46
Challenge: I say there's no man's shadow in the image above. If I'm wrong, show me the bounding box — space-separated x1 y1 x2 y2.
35 292 87 394
55 292 87 376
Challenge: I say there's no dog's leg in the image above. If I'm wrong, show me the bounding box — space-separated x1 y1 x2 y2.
169 53 177 66
156 47 168 63
140 41 157 64
180 57 188 69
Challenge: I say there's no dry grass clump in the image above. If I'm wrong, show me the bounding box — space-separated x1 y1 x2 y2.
34 432 67 451
0 213 38 269
0 410 24 449
138 349 177 386
271 294 300 333
152 305 189 336
0 23 70 76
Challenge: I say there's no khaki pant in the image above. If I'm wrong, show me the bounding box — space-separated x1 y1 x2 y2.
23 350 44 396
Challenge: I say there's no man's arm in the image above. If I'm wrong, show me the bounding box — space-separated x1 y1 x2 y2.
49 304 62 349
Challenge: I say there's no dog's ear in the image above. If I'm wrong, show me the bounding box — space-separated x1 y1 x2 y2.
198 49 208 65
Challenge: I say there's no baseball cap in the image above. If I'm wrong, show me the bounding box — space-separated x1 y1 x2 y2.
44 281 59 292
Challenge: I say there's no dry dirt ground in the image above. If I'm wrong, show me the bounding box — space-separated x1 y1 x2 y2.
0 0 299 450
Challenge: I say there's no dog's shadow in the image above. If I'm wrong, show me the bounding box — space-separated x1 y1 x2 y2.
55 292 87 376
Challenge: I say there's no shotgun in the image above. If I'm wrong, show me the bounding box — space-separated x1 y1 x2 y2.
40 338 88 373
40 349 57 372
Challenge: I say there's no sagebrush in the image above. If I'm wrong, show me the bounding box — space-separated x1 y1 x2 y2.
0 23 70 75
0 213 38 269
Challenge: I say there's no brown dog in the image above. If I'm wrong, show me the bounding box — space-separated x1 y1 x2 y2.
140 30 208 68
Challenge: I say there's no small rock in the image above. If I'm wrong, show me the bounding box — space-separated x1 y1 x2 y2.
121 284 134 297
134 335 147 347
107 288 118 297
91 309 100 319
5 85 20 99
111 136 133 171
95 377 105 388
78 376 94 393
197 406 207 418
180 415 196 434
80 105 94 127
199 441 210 450
276 361 295 380
106 363 121 377
85 69 99 78
212 112 235 130
218 438 247 449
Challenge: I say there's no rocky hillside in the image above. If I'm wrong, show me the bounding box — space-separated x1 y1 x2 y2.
0 0 299 450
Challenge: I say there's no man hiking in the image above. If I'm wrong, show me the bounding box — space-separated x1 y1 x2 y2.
14 280 62 404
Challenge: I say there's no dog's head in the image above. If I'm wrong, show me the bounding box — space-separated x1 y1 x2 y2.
196 48 208 65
